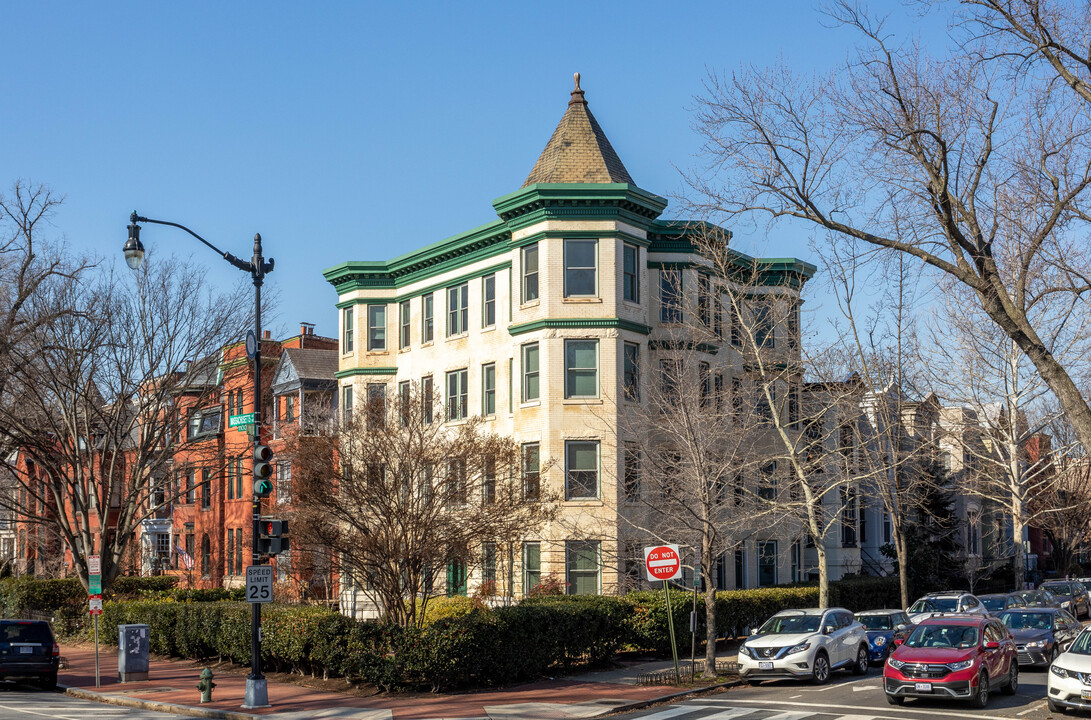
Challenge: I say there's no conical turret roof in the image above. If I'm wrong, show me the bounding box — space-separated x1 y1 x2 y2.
523 73 634 186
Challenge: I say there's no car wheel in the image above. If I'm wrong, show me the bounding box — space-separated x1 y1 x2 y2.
38 673 56 691
886 693 905 705
970 671 989 709
1001 660 1018 695
1050 646 1060 667
1048 697 1066 713
852 645 868 675
811 651 830 685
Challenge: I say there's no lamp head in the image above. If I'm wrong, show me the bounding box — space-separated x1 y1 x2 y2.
124 216 145 270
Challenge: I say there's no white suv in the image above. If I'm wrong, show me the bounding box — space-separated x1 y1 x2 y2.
907 592 987 623
738 608 869 685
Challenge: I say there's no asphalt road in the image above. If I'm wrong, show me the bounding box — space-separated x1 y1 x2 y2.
0 683 190 720
621 664 1056 720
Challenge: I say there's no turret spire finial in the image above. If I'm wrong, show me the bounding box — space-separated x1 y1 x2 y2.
574 72 581 91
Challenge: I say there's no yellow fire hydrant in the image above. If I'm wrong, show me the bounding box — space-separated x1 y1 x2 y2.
197 667 216 703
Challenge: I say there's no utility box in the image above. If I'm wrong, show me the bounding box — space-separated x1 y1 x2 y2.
118 624 150 682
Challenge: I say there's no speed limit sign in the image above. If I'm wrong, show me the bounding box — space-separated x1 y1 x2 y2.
246 565 273 603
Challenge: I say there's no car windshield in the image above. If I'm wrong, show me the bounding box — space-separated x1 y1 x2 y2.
859 615 893 631
758 615 821 634
999 611 1052 630
904 624 980 649
1070 631 1091 655
0 622 52 644
981 597 1007 612
909 597 958 614
1044 583 1075 596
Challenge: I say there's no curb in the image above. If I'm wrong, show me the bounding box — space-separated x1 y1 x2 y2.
62 685 259 720
605 679 738 716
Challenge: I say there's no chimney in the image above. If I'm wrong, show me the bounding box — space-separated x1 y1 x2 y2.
263 330 271 339
300 322 315 336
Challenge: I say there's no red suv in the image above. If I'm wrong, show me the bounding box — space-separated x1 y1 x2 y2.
883 615 1017 709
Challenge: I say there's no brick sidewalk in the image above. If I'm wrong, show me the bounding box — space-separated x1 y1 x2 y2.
59 645 680 719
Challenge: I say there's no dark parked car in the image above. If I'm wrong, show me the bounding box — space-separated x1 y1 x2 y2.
979 593 1026 616
1017 588 1061 609
0 619 59 688
998 607 1082 668
855 609 915 664
1039 580 1090 619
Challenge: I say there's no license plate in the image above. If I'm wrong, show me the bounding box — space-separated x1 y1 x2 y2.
914 682 933 692
1082 690 1091 701
18 646 31 654
758 661 774 670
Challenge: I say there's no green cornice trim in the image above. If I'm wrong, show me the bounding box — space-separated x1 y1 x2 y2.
492 184 668 233
334 367 399 379
648 260 704 270
334 261 513 307
323 221 512 294
649 340 720 355
507 318 652 337
513 229 651 249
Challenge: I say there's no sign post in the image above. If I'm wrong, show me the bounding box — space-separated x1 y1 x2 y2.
645 544 682 684
87 555 102 688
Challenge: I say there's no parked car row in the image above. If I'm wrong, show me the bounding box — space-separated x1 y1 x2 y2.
738 582 1091 711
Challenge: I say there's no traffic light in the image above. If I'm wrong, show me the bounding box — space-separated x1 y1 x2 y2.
259 518 289 555
253 444 273 497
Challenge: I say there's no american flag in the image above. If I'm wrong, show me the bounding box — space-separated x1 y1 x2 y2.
175 545 194 569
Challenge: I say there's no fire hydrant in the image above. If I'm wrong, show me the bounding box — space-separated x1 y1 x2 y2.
197 667 215 703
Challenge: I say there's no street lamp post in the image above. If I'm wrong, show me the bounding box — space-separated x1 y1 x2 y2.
125 212 274 709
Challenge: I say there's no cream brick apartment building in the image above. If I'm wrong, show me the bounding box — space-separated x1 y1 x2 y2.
324 77 815 607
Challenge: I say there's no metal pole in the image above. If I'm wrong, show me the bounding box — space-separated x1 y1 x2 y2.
93 614 99 688
663 580 680 684
245 234 269 709
691 572 697 678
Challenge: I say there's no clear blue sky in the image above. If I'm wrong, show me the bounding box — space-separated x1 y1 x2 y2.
1 1 940 339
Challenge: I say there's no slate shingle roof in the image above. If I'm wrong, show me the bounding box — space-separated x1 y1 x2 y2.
523 73 634 187
282 348 338 381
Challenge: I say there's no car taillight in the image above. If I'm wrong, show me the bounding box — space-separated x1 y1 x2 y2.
51 643 60 657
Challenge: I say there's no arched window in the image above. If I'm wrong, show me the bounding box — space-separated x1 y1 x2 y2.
201 534 211 578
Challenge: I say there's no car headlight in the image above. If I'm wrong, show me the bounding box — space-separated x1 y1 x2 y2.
1025 640 1048 649
873 636 887 646
947 659 974 671
1063 601 1073 608
887 657 906 669
786 642 811 655
1052 664 1069 678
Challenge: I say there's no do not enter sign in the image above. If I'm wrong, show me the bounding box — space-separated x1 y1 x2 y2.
644 544 682 582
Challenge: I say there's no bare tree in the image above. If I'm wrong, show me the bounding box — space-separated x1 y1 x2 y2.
1031 415 1091 576
0 251 250 590
287 383 557 628
689 0 1091 454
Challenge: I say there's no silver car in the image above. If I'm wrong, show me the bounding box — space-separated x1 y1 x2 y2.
738 608 869 685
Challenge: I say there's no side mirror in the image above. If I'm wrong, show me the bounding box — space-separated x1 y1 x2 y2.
823 626 834 635
895 624 907 632
893 637 904 646
985 641 1000 650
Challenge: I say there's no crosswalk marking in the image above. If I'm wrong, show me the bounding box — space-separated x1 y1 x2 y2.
760 712 816 720
636 706 709 720
693 710 757 719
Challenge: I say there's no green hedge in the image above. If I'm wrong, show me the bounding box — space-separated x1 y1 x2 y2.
0 576 180 617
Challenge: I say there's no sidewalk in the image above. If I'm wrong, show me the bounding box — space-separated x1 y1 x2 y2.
59 645 689 720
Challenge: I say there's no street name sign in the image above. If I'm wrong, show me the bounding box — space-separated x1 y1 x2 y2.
88 554 101 595
644 544 682 582
246 565 273 603
229 413 256 429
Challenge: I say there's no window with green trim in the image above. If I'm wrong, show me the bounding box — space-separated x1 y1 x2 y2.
367 305 386 351
448 283 469 336
482 274 496 328
399 300 411 349
342 307 354 353
660 268 682 324
422 293 434 343
564 239 597 297
565 440 599 500
566 540 600 595
482 542 497 587
623 343 640 401
481 363 496 416
564 340 598 398
523 541 541 594
522 244 539 303
522 442 540 500
623 244 639 303
446 369 468 421
521 343 539 402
